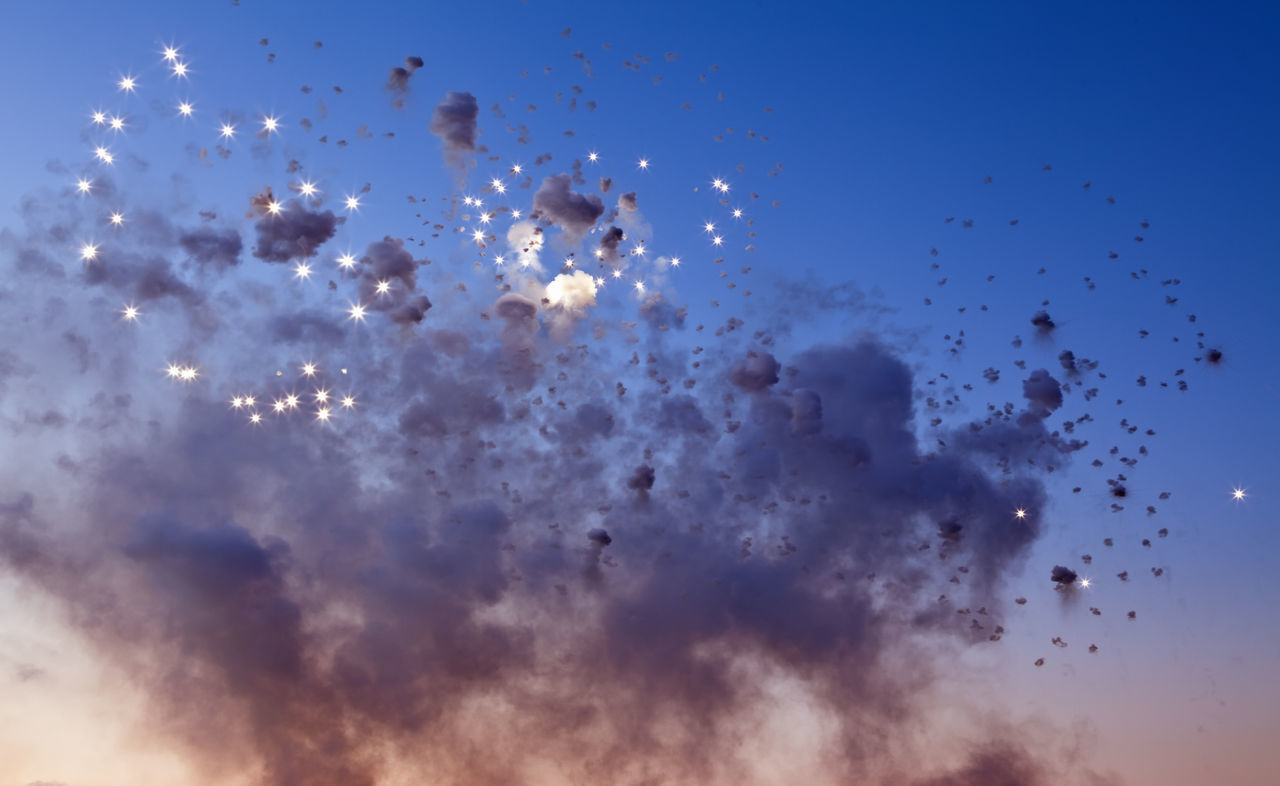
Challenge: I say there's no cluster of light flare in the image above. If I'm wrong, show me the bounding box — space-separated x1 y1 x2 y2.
93 48 691 440
711 177 730 194
165 363 199 382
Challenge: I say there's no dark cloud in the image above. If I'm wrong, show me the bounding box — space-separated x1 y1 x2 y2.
179 226 243 269
597 225 625 263
428 91 479 168
268 309 346 346
1021 369 1063 416
1051 565 1079 586
0 328 1095 783
388 295 433 325
531 173 604 238
729 350 780 392
386 55 424 106
250 197 340 263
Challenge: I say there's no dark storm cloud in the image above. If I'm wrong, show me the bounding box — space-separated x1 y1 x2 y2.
250 198 340 263
179 226 243 269
428 91 479 168
1030 310 1056 333
531 173 604 238
0 163 1107 785
0 326 1091 784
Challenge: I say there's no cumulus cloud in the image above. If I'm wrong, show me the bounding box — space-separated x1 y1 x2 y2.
531 173 604 238
250 196 340 263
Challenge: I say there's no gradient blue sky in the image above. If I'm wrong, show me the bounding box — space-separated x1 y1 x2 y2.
1 1 1278 784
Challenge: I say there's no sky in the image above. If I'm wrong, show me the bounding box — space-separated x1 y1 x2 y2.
0 1 1277 784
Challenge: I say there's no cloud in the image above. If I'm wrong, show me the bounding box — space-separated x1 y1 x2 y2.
386 55 424 105
729 350 781 391
250 196 340 263
531 173 604 238
428 91 479 168
179 226 243 269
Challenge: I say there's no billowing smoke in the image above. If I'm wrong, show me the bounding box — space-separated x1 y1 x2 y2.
386 55 424 106
250 195 340 263
531 173 604 239
0 70 1119 786
428 91 479 168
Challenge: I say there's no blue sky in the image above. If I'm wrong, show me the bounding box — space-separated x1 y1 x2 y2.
1 1 1278 784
